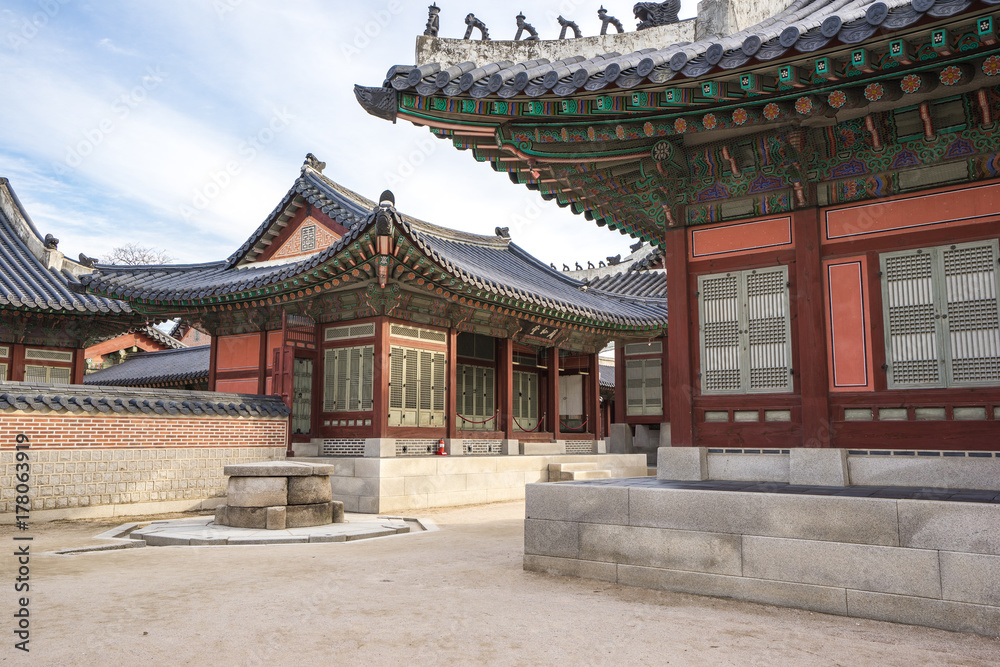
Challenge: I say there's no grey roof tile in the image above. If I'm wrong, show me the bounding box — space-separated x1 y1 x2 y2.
84 346 209 387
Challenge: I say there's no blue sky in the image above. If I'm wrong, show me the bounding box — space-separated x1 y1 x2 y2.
0 1 695 266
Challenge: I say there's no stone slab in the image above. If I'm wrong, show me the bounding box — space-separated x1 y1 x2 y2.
706 453 789 483
521 442 563 456
846 589 1000 637
742 536 941 598
224 461 334 476
265 506 286 530
897 500 1000 555
789 448 848 486
657 447 707 481
227 476 288 508
628 488 901 546
848 455 1000 491
608 423 632 454
524 519 580 559
288 475 333 505
616 565 849 616
579 523 741 575
522 554 617 583
285 502 334 528
940 551 1000 607
221 506 268 529
525 483 629 525
364 438 395 458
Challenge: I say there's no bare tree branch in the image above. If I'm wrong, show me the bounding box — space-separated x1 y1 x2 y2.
101 243 173 266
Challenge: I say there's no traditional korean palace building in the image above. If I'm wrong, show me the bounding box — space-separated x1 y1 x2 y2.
0 178 140 384
357 0 1000 451
83 160 669 458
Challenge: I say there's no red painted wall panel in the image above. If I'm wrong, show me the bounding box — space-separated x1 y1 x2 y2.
690 216 792 259
215 379 261 394
216 334 262 371
825 180 1000 242
824 258 873 391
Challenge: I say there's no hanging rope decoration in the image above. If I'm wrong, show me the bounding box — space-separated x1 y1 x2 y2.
559 418 589 432
459 409 499 425
514 413 545 432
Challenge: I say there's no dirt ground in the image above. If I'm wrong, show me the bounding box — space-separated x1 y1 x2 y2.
3 502 998 666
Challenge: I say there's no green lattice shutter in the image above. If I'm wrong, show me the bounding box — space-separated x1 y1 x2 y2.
746 266 792 393
942 241 1000 386
699 273 742 393
882 249 942 388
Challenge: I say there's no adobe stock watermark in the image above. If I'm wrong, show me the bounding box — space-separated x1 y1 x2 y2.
53 65 168 176
382 133 437 188
179 108 294 220
340 0 403 62
4 0 71 52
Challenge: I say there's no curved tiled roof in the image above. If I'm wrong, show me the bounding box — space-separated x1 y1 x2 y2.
0 382 289 418
379 0 978 98
85 171 670 329
84 346 208 388
588 270 669 299
0 179 131 315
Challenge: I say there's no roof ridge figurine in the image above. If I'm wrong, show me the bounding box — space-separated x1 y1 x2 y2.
424 3 440 37
463 13 489 40
597 6 624 35
634 0 680 30
557 16 581 40
302 153 326 173
514 13 539 41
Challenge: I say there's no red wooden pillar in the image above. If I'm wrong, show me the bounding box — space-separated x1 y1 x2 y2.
499 339 514 439
793 209 831 447
665 227 695 446
446 329 459 439
548 346 560 439
257 331 268 395
589 353 601 440
613 343 625 424
207 337 218 391
373 318 391 438
72 348 85 385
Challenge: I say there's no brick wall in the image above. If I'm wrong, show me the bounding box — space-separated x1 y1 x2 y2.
0 414 287 514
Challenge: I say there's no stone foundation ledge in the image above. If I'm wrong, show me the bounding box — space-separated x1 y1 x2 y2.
523 482 1000 637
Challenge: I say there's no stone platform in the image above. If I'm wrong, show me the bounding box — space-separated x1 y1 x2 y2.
524 478 1000 637
123 515 426 547
216 461 343 529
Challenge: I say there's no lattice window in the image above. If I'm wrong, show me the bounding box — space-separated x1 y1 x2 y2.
300 224 316 252
24 348 73 363
388 346 446 427
24 365 71 385
882 240 1000 388
324 323 376 341
458 363 496 431
624 341 662 355
389 324 447 344
0 363 7 382
323 345 374 412
698 267 792 395
625 358 663 415
513 371 539 431
0 346 9 358
457 332 495 361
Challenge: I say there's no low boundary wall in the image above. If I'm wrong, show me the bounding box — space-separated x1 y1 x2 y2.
0 383 288 521
300 453 647 514
524 481 1000 636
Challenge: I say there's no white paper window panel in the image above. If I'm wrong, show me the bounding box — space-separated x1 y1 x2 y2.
624 341 662 355
559 374 584 416
24 365 71 384
388 346 446 427
389 324 447 344
323 345 374 412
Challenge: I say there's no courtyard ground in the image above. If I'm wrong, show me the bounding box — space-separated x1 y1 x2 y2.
3 501 998 666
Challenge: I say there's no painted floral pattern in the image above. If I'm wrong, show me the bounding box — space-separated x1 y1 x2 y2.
643 121 654 137
763 103 781 120
900 74 922 94
863 83 884 102
673 118 687 134
982 56 999 77
732 107 748 125
939 65 963 86
615 124 626 140
795 96 814 115
827 90 848 108
702 113 717 130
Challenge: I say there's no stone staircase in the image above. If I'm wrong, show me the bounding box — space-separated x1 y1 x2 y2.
548 462 611 482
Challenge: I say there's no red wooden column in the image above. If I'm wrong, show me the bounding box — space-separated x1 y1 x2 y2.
499 339 514 439
446 329 459 439
207 337 218 391
613 344 625 424
793 209 832 447
373 318 391 438
257 330 269 394
665 227 695 447
589 353 601 441
72 348 85 385
548 346 560 439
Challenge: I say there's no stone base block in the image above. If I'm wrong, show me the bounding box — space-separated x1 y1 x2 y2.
608 424 632 454
221 505 268 529
286 502 335 528
288 475 333 505
364 438 395 458
790 448 849 486
521 442 563 456
444 439 464 456
657 447 707 481
266 506 286 530
332 500 345 524
502 439 519 456
227 476 288 508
